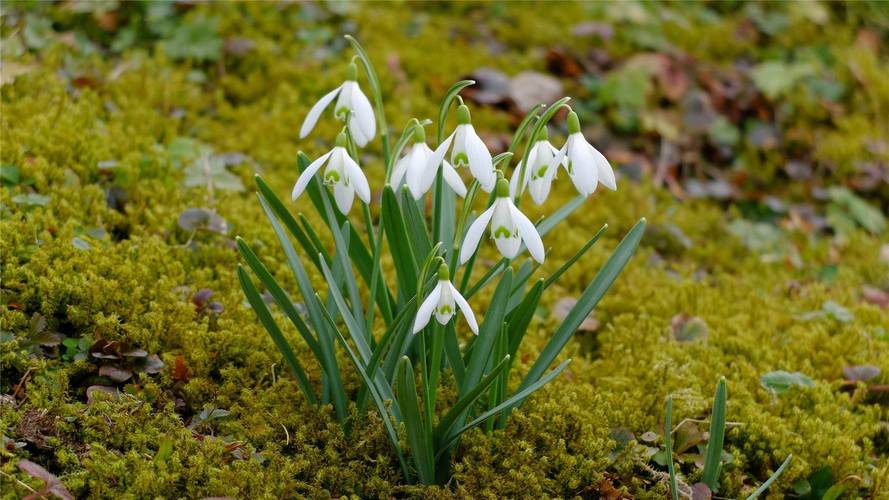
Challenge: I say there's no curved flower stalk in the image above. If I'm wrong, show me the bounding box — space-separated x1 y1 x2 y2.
556 110 617 196
291 131 370 215
460 178 545 264
509 127 565 205
299 62 376 147
391 126 467 199
412 264 478 334
426 104 496 192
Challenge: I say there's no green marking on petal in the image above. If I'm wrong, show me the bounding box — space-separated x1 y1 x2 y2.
335 107 349 121
494 226 512 239
325 170 341 184
453 152 469 167
533 165 548 179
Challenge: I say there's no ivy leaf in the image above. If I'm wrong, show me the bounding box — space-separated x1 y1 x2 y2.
760 371 815 395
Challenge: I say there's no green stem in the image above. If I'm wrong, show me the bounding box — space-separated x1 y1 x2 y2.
428 322 445 411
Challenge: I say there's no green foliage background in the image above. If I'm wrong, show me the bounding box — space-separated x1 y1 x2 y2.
1 1 887 498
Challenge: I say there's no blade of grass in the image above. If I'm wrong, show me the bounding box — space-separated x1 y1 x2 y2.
745 454 792 500
237 265 317 405
702 377 727 491
665 395 678 500
517 218 646 396
396 356 435 483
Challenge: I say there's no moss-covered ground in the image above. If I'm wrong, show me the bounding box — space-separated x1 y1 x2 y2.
2 2 888 498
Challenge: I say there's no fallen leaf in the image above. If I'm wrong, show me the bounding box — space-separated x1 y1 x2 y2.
553 297 600 332
691 482 712 500
17 459 74 500
671 314 708 342
861 286 889 309
760 371 815 395
86 385 120 403
508 71 563 113
98 365 132 382
842 365 880 383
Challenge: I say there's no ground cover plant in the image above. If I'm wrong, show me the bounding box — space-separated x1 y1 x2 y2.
2 2 888 498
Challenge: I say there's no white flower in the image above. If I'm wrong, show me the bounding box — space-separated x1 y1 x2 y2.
291 132 371 215
459 178 545 264
299 63 376 147
390 127 467 200
425 104 496 192
555 111 616 196
509 129 566 205
412 265 478 334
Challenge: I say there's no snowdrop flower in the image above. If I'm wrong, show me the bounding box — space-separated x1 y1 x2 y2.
390 125 467 199
509 127 566 205
291 131 370 215
426 104 496 192
413 264 478 334
555 111 616 196
299 63 376 147
460 178 545 265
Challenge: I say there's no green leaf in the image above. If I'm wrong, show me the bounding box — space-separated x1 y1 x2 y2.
518 218 645 393
0 164 20 186
11 193 50 207
536 195 586 237
236 266 317 404
161 16 222 61
256 194 349 421
433 355 511 447
184 156 244 192
665 396 678 500
702 377 727 491
760 371 815 395
438 359 571 457
746 454 792 500
399 187 432 261
543 224 607 289
396 356 435 483
316 297 410 480
462 268 513 395
751 61 816 100
505 279 544 358
382 186 419 300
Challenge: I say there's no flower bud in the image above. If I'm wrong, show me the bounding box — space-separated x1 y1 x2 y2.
567 111 581 135
345 62 358 81
456 104 471 125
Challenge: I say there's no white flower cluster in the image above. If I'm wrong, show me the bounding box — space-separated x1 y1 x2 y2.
293 63 617 336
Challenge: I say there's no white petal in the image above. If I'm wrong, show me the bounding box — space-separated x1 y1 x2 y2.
589 144 616 191
464 125 495 192
349 83 376 147
419 148 440 198
299 85 342 139
292 150 333 200
491 200 520 259
406 145 429 199
441 161 467 197
449 283 478 334
413 282 443 333
459 203 496 265
509 201 544 264
390 154 409 187
509 161 523 198
566 135 597 196
425 131 455 180
343 153 370 203
332 179 355 215
434 283 455 325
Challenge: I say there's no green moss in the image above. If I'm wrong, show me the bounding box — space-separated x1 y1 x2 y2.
2 2 888 498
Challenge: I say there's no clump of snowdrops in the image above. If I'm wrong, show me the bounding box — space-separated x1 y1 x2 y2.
236 36 646 485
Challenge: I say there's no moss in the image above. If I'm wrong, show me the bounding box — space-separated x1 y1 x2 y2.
2 1 888 498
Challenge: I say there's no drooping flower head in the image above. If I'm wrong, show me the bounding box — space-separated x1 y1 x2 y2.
460 177 545 265
390 125 466 200
413 264 478 334
557 110 616 196
299 62 376 147
509 127 565 205
292 131 371 215
426 104 496 192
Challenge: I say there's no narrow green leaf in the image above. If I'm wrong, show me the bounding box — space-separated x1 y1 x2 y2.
437 79 475 142
702 377 727 491
399 186 432 260
396 356 436 483
518 218 645 395
382 186 419 300
237 266 317 404
507 103 544 156
438 359 571 458
505 279 544 358
543 224 607 289
236 237 322 359
256 194 349 421
536 195 586 237
462 269 513 395
665 396 679 500
255 175 327 272
433 355 511 447
316 295 411 481
746 454 792 500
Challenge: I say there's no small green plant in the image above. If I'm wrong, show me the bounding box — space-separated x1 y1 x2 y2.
663 378 793 499
236 35 645 485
